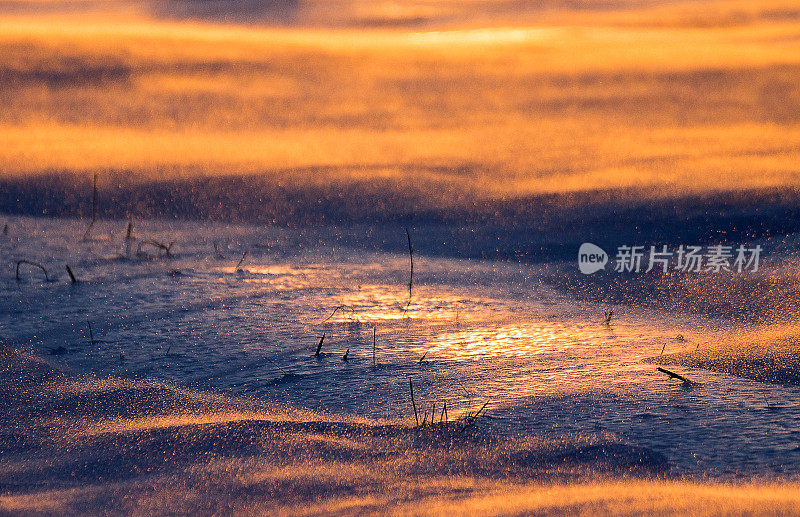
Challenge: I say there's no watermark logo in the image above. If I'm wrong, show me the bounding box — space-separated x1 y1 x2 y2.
578 242 608 274
578 243 763 274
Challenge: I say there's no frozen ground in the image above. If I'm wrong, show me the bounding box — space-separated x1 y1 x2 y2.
2 216 800 514
3 347 800 516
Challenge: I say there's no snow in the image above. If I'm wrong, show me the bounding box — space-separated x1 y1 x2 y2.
2 216 800 514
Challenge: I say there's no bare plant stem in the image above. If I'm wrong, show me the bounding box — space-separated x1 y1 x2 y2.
16 260 49 282
82 221 95 242
82 173 98 241
235 251 247 270
322 305 355 323
137 240 175 257
315 333 325 357
92 173 97 222
460 400 490 433
404 227 413 313
66 265 78 283
124 218 135 257
409 378 419 427
657 367 692 384
88 320 95 347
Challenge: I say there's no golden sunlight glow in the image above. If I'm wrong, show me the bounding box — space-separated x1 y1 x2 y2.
1 0 800 202
4 3 800 515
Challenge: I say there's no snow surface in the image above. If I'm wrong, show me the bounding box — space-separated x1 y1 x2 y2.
2 216 800 514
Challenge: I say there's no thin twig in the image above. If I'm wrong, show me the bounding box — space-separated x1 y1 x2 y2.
458 382 473 397
123 219 135 257
82 221 95 242
82 173 98 241
323 305 345 322
92 172 98 222
657 367 692 384
410 379 419 427
137 239 175 257
404 227 414 313
472 400 490 420
315 333 325 357
66 265 78 283
321 305 356 323
214 242 224 259
460 400 490 433
88 320 95 347
235 251 247 270
16 260 49 282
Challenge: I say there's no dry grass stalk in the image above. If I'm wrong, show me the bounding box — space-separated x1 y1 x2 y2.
409 378 419 427
657 367 693 384
81 173 98 241
137 239 175 258
65 265 78 283
404 227 413 314
235 251 247 270
16 260 49 282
